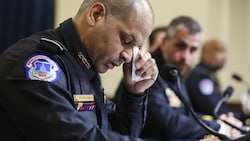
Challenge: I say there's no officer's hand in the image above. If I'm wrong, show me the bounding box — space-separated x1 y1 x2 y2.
123 48 158 94
221 112 243 138
217 113 243 138
217 117 232 138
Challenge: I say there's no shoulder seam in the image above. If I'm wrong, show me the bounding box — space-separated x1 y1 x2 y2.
40 37 68 52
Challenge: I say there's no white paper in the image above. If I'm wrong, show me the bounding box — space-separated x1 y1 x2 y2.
132 46 151 82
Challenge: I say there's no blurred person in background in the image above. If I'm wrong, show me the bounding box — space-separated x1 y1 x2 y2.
186 39 248 124
148 26 167 53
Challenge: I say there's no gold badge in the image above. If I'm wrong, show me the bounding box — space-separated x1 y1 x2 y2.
73 94 94 102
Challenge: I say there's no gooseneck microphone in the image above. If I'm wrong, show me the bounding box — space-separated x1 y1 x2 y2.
213 87 248 134
213 86 234 117
222 86 234 100
160 64 230 140
232 73 250 93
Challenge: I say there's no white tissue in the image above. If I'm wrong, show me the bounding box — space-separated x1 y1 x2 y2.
132 46 151 82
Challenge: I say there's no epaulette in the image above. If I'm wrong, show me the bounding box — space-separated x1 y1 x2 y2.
39 37 68 54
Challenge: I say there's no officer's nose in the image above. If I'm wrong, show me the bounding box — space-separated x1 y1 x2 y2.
120 49 133 63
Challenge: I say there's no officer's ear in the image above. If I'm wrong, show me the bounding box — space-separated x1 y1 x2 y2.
86 2 106 27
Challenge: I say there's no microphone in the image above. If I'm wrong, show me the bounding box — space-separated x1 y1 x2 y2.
232 73 250 116
214 86 249 134
232 74 243 82
232 73 250 93
160 64 230 140
213 86 234 118
159 64 179 83
222 86 234 100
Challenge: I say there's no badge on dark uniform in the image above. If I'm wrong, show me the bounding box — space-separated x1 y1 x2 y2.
165 87 181 107
199 79 214 95
78 52 91 69
24 54 60 82
73 94 96 111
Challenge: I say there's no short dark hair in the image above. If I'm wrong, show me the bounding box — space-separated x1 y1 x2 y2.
149 26 167 46
166 16 202 39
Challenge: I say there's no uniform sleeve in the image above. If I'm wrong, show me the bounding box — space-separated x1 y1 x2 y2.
111 80 148 137
141 77 220 140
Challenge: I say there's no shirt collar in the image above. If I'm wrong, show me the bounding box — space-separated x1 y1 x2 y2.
56 18 97 79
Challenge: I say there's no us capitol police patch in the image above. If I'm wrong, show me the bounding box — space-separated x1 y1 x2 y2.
199 79 214 95
25 54 60 82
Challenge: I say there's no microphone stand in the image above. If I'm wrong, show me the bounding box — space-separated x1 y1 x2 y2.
171 70 230 140
214 93 249 134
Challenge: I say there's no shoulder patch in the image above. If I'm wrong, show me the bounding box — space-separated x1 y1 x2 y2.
199 79 214 95
24 54 60 82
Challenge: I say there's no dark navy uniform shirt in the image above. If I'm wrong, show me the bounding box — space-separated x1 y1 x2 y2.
140 49 220 140
185 62 243 119
0 19 154 141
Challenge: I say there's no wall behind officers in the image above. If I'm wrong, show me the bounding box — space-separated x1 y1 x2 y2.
0 0 159 141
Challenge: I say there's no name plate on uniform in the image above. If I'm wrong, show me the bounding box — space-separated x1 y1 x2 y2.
73 94 94 102
73 94 95 111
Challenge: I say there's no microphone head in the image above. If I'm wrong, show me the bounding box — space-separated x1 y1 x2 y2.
232 73 242 82
159 64 180 82
222 86 234 98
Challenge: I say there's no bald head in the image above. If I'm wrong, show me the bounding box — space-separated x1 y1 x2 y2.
201 39 226 71
72 0 154 73
73 0 154 47
76 0 154 23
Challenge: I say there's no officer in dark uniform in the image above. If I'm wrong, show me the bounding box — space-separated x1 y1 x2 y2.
185 39 244 121
140 17 236 140
0 0 159 141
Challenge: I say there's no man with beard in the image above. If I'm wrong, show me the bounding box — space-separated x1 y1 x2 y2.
140 16 241 140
